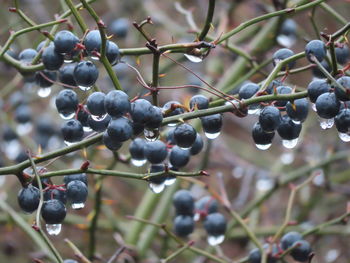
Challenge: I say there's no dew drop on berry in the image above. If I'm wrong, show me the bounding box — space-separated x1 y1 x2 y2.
207 235 225 246
276 35 296 48
46 223 62 235
292 120 301 125
319 118 334 129
167 123 177 127
144 128 159 142
64 140 77 146
131 158 147 167
248 106 260 115
204 131 220 140
194 213 201 221
338 132 350 142
149 182 166 194
91 114 108 122
255 143 271 150
164 177 176 186
83 126 93 132
37 87 52 98
78 85 92 91
90 55 99 61
71 202 85 209
16 122 33 136
282 138 298 149
312 103 317 112
184 54 203 63
59 112 75 120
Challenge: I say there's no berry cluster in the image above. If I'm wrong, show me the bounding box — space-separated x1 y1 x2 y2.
172 189 227 246
17 168 88 235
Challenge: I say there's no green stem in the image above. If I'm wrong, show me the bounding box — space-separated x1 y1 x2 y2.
151 53 160 106
198 0 216 41
64 0 88 32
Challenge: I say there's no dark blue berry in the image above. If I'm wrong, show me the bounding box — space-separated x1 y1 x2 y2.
19 48 37 63
55 89 79 117
305 40 327 62
66 180 88 205
54 30 79 54
104 90 130 117
279 19 297 36
109 18 129 38
277 115 302 140
174 123 197 148
64 173 88 186
307 79 332 103
102 131 122 151
335 108 350 133
42 45 64 70
129 138 146 160
272 48 295 70
239 82 259 99
162 101 185 117
173 215 194 237
248 244 278 263
189 95 209 110
17 185 40 213
169 146 190 168
88 114 111 132
74 61 99 88
144 140 168 164
335 45 349 65
130 99 153 124
83 30 102 55
61 119 84 143
44 188 67 204
190 133 204 155
145 106 163 129
275 86 292 107
334 76 350 101
252 122 275 146
203 212 227 236
286 98 309 122
59 64 77 87
195 196 218 215
290 240 312 262
259 106 281 132
87 92 106 116
41 199 66 224
107 117 133 142
312 60 331 79
106 40 120 64
35 70 57 88
14 105 31 123
280 231 302 250
173 189 194 215
315 92 340 119
200 114 223 135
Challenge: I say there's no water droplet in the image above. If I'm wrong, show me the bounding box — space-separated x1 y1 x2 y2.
255 143 271 150
164 177 176 186
59 112 75 120
2 140 21 160
194 213 201 221
232 166 244 179
16 122 33 136
83 126 93 132
282 138 298 149
71 202 85 210
90 55 99 61
167 123 177 127
144 128 159 142
184 54 203 63
64 59 73 63
179 146 191 150
313 171 325 186
78 85 92 91
207 235 225 246
325 249 339 262
256 177 274 192
37 87 51 98
312 103 317 112
131 158 147 167
338 132 350 142
276 35 296 48
64 140 76 146
292 120 301 125
204 132 220 140
46 224 62 235
319 118 334 129
149 182 165 194
91 114 107 122
248 106 261 115
280 152 295 165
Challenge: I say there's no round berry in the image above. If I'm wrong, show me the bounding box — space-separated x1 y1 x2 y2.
61 119 84 143
290 240 312 262
315 92 340 119
173 215 194 237
59 64 77 87
275 86 292 107
335 108 350 133
130 99 153 124
104 90 130 117
312 60 331 79
335 45 349 65
162 101 185 117
195 196 218 215
66 180 88 204
169 146 190 168
305 40 327 62
73 61 99 88
200 114 223 134
19 48 37 63
145 106 163 129
238 82 259 99
88 114 111 132
173 189 194 215
203 212 227 237
109 18 129 38
277 115 302 140
35 70 57 88
286 98 309 123
14 105 31 123
129 138 146 160
279 19 297 36
41 199 66 224
106 40 120 64
272 48 295 70
173 123 197 148
17 185 40 213
190 133 204 155
87 92 106 116
307 79 331 103
252 122 275 146
189 95 209 110
144 140 168 164
248 244 278 263
102 131 122 151
280 231 303 250
54 30 79 54
83 30 102 55
334 76 350 101
259 106 281 132
107 117 133 142
55 89 79 117
42 45 64 70
44 188 67 204
64 173 88 186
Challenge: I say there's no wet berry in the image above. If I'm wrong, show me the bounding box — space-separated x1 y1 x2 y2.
17 185 40 213
107 117 133 142
259 106 281 132
281 231 303 250
54 30 79 55
42 45 64 70
73 61 99 88
305 40 327 62
173 189 194 215
87 92 106 117
286 98 309 123
104 90 130 117
204 212 227 237
169 146 190 168
173 123 196 148
173 215 194 237
61 119 84 143
307 79 331 103
189 95 209 110
144 140 168 164
41 199 66 224
190 133 204 155
315 92 340 119
55 89 79 118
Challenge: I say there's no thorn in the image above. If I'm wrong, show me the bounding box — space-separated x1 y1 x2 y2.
200 170 210 176
80 160 90 171
8 7 17 12
58 19 68 23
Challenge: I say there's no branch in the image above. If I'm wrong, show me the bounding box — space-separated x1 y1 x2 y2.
198 0 216 41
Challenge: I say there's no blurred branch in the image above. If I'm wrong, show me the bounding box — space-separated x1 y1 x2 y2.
198 0 216 41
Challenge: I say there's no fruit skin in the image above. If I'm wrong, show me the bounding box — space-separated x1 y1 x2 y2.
64 173 88 186
312 60 331 79
66 180 88 204
286 98 309 123
15 105 31 123
42 45 64 70
195 196 218 216
280 231 303 250
104 90 130 117
102 131 122 151
189 95 209 110
17 185 40 213
173 215 194 237
130 99 153 124
238 82 259 99
252 122 275 145
44 188 67 204
61 119 84 143
275 86 292 107
106 40 120 64
19 48 38 62
335 45 350 65
83 30 103 54
88 114 111 132
307 79 332 103
59 64 77 87
203 212 227 236
335 109 350 133
35 70 57 88
107 117 133 142
162 101 185 117
87 92 106 116
200 114 223 134
109 18 129 38
73 61 99 88
279 19 297 36
149 163 167 185
54 30 79 54
144 140 168 164
272 48 295 70
169 146 190 168
173 123 197 148
290 240 312 262
259 106 281 132
277 115 302 140
129 138 146 160
334 76 350 101
145 106 163 129
315 92 341 119
55 89 79 117
190 133 204 155
173 189 194 215
248 244 278 263
305 40 327 62
41 199 66 224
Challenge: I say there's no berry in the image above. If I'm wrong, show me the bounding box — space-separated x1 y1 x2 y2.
132 122 144 137
64 173 88 186
312 60 331 78
238 82 259 99
173 189 194 215
106 40 120 64
17 185 40 213
166 128 176 145
55 89 79 118
189 95 209 110
129 138 146 160
286 98 309 123
41 199 66 224
61 119 84 143
275 86 292 107
102 131 122 151
280 231 303 250
73 61 99 88
77 106 90 128
104 90 130 117
54 30 79 54
59 64 77 87
35 70 57 88
149 163 167 185
173 123 197 148
19 48 37 63
162 101 185 117
190 133 204 155
259 106 281 132
88 114 111 132
335 44 350 65
334 76 350 101
195 196 218 215
252 122 275 146
130 99 153 124
87 92 106 116
169 146 190 168
200 114 223 135
307 79 331 103
32 177 51 189
14 105 31 123
248 244 278 263
173 215 194 237
305 40 327 62
107 117 133 142
290 240 312 262
203 212 227 237
272 48 295 70
335 108 350 133
266 80 283 94
83 30 103 55
277 115 302 140
144 140 168 164
66 180 88 205
315 92 340 119
145 106 163 129
109 18 129 38
42 44 64 70
279 19 297 36
44 188 67 204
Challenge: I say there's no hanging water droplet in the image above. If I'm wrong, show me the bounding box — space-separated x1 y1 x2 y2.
83 126 93 132
179 146 191 150
46 224 62 235
164 176 176 186
319 118 334 129
255 143 271 150
207 235 225 246
338 132 350 142
37 87 52 98
256 177 274 192
91 114 107 122
232 166 244 179
184 54 203 63
312 103 317 112
313 171 325 186
280 152 295 165
59 112 75 120
16 122 33 136
204 132 220 140
292 119 301 125
149 182 165 194
282 138 298 149
193 213 201 222
276 35 296 48
167 123 177 127
325 249 339 262
248 105 261 115
78 85 92 91
90 55 99 61
131 158 147 167
3 140 21 160
64 140 76 146
144 128 159 142
71 202 85 210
